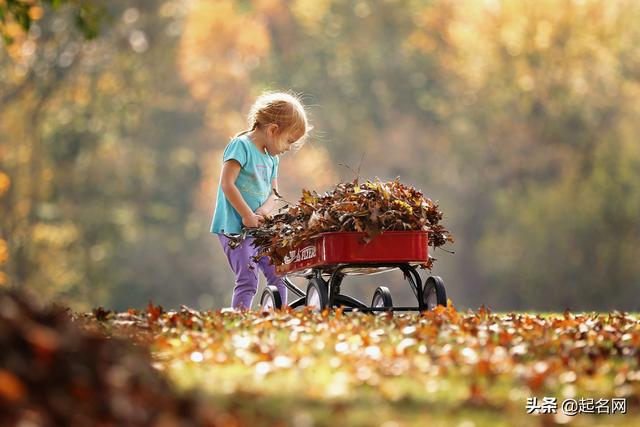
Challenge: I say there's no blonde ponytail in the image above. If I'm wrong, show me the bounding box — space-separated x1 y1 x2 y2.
234 120 259 138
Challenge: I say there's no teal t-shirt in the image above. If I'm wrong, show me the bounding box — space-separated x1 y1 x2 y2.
211 134 279 235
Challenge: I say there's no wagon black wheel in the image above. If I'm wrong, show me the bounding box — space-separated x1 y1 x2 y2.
423 276 447 310
306 278 329 312
260 285 282 310
371 286 393 309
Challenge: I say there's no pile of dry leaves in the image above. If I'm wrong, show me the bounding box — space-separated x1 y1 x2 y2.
230 178 453 267
0 289 228 427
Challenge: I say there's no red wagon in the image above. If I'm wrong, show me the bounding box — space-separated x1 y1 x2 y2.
259 231 448 312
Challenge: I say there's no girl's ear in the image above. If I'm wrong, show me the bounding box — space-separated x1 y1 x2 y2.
266 123 279 137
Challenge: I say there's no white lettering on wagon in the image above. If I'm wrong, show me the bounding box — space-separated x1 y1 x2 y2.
283 246 317 265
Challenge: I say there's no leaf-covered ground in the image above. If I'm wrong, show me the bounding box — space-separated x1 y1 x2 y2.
87 304 640 427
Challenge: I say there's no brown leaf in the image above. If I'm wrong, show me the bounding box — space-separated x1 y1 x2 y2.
0 369 26 402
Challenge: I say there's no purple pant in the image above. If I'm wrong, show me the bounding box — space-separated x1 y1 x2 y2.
218 234 287 309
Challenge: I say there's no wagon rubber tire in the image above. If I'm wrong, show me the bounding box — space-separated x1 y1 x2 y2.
423 276 447 310
306 278 329 312
260 285 282 310
371 286 393 310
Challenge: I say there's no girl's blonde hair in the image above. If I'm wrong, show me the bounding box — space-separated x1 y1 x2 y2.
235 92 312 149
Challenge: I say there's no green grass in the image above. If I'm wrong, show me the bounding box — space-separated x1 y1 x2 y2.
99 307 640 426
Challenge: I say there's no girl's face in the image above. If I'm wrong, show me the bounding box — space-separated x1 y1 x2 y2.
265 124 304 156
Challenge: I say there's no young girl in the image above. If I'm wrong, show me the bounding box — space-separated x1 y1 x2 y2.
211 92 311 310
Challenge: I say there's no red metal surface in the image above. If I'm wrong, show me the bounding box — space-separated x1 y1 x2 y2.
275 231 429 275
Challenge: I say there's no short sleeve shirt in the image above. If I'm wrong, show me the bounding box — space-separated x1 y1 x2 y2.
211 134 279 234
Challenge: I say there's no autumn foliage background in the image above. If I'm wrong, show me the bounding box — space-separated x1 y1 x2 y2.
1 0 640 312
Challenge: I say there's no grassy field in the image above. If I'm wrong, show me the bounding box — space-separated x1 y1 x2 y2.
92 305 640 427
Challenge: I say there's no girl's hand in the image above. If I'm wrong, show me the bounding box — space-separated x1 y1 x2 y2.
255 207 269 217
242 213 264 228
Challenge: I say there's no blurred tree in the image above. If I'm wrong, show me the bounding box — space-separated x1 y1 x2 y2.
406 0 640 309
2 0 639 311
0 0 104 44
177 0 339 197
1 1 228 310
